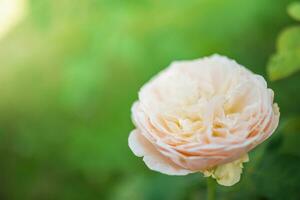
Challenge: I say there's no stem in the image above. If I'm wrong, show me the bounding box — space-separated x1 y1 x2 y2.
207 177 216 200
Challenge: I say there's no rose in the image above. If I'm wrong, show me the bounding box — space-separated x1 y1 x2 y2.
128 55 280 186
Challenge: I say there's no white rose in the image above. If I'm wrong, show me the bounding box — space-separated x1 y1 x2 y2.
129 55 280 186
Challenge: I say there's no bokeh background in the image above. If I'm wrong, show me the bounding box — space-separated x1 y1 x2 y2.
0 0 300 199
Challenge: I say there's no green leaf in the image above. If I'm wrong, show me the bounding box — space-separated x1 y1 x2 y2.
267 49 300 80
268 26 300 80
277 26 300 52
288 2 300 21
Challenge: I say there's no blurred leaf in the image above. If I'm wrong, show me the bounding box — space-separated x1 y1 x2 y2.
277 26 300 51
267 49 300 80
268 26 300 80
288 1 300 21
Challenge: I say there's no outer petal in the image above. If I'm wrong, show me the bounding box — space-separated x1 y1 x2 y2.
128 129 192 175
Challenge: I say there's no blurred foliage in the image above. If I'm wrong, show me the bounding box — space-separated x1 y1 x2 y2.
0 0 299 199
267 1 300 80
288 1 300 21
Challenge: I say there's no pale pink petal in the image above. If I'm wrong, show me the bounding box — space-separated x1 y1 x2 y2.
128 129 192 175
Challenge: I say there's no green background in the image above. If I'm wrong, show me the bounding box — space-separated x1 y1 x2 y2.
0 0 300 199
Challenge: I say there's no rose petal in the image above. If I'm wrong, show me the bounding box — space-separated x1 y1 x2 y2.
128 129 192 175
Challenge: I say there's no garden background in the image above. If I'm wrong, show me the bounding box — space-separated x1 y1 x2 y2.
0 0 300 199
